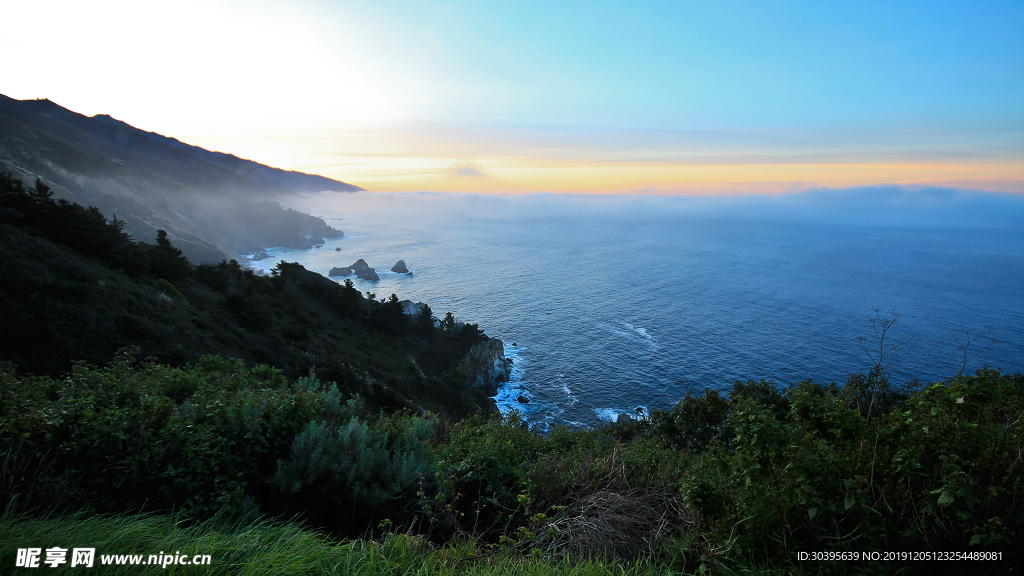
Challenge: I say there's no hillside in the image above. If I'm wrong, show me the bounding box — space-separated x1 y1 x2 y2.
0 95 359 262
0 172 496 417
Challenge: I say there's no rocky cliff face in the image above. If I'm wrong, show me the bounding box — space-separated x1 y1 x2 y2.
458 339 512 396
399 300 427 317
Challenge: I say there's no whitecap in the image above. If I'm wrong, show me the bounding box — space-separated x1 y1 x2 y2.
624 323 659 348
596 322 660 349
561 382 578 406
593 406 650 423
593 408 624 422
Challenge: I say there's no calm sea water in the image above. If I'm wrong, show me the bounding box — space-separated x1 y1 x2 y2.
255 192 1024 429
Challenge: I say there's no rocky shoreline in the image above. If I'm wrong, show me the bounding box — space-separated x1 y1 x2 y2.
458 339 513 397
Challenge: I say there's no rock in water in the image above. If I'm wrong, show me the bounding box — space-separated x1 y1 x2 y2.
330 259 379 281
391 260 409 274
517 395 530 404
335 247 341 251
351 259 379 281
458 339 513 396
328 267 352 277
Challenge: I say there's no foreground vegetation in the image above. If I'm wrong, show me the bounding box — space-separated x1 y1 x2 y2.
2 355 1020 574
0 511 692 576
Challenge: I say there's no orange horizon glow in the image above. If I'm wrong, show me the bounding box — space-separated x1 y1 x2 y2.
187 130 1024 197
310 159 1024 196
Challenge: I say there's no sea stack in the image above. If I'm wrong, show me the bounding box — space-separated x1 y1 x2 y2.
329 258 379 281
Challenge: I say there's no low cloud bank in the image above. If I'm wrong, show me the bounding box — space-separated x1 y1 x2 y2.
296 185 1024 230
734 186 1024 229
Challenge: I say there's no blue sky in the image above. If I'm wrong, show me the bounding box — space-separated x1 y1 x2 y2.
341 1 1022 125
3 0 1022 193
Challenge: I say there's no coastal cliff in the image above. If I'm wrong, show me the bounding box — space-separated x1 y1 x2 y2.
458 339 513 396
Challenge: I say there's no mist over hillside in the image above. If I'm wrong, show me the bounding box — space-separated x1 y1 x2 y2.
0 94 361 262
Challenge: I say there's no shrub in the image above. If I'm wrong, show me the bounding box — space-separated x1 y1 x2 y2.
0 352 329 517
432 412 542 539
269 409 437 534
667 369 1024 569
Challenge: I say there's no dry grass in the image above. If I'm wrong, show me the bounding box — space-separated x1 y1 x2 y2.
535 489 695 560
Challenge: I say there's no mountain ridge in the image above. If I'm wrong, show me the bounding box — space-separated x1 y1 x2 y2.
89 112 363 195
0 94 359 262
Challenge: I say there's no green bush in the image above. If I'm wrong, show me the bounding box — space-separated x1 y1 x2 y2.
645 388 729 451
0 352 329 517
433 412 543 539
661 369 1024 569
269 409 437 532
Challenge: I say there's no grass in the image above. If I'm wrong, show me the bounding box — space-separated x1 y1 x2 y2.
0 510 689 575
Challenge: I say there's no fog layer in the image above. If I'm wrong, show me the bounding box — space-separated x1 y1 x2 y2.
292 186 1024 230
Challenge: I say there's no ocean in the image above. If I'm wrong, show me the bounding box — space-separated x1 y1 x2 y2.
252 190 1024 430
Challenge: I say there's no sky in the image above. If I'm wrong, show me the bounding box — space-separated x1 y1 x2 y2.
3 0 1023 194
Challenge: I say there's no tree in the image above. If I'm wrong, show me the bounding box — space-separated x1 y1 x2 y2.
416 303 435 336
28 179 56 227
150 229 190 282
950 327 1000 377
440 312 456 333
457 323 486 346
855 309 913 425
29 178 53 203
336 279 363 320
156 229 177 251
372 294 407 334
109 214 127 234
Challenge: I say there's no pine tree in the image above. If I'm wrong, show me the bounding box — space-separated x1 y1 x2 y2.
440 312 456 332
29 178 53 203
151 229 190 281
416 303 435 335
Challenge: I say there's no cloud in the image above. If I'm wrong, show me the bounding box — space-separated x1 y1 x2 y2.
449 161 488 178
